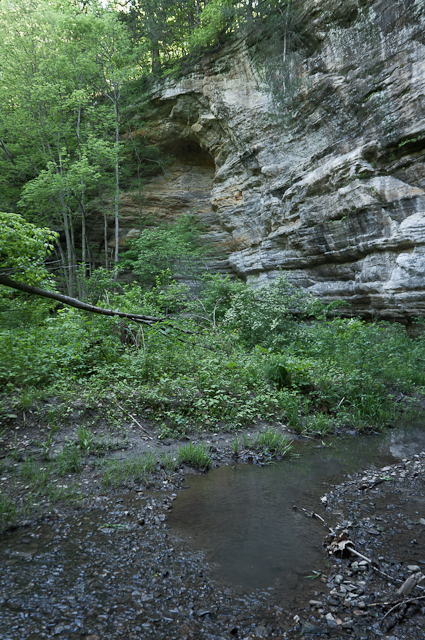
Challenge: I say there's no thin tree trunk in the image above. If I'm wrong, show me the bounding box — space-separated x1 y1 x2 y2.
151 44 160 72
113 99 120 273
282 0 291 96
61 207 74 296
137 166 143 232
100 189 109 270
81 202 87 300
76 104 87 295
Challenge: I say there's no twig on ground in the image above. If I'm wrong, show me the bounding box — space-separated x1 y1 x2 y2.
116 403 154 440
301 507 331 528
347 546 403 585
382 594 425 620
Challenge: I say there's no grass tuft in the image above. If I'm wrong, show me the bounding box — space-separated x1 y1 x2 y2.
244 429 292 457
55 444 84 476
101 452 157 489
177 442 211 470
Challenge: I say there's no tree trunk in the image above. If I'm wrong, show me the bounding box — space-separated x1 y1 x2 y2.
113 101 120 273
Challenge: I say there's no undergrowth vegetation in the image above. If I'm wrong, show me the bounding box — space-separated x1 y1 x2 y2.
1 269 423 439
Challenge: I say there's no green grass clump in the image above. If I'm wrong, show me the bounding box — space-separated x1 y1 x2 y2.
0 492 17 526
101 452 157 489
77 426 95 453
177 442 211 470
244 429 292 457
55 444 84 476
22 456 53 489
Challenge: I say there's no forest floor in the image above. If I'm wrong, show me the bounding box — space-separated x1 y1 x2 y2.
1 408 425 639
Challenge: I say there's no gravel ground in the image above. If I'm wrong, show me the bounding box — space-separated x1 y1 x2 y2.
308 451 425 639
2 424 425 639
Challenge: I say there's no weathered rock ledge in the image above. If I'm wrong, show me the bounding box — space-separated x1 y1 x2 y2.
123 0 425 319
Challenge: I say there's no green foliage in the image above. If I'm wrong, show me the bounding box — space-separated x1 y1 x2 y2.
1 256 423 439
223 272 319 348
0 212 58 284
187 0 233 51
120 214 208 285
263 356 290 389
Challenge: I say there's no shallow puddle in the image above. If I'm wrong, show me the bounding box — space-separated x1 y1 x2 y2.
167 423 425 605
1 423 425 638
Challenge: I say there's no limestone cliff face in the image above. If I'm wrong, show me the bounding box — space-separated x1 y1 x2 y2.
127 0 425 318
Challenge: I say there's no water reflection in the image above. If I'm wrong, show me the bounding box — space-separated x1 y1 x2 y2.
168 423 425 602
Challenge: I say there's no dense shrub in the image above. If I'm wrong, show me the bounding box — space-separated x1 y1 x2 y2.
1 268 424 435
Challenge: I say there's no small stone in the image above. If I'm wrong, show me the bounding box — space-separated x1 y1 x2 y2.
309 600 323 607
334 574 344 584
407 565 421 572
341 619 354 629
367 527 380 535
255 625 269 637
325 613 336 627
301 621 329 635
357 601 366 609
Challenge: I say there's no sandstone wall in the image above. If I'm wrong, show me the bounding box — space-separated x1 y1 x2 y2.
125 0 425 319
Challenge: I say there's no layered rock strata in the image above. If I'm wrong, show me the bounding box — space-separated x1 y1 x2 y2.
125 0 425 319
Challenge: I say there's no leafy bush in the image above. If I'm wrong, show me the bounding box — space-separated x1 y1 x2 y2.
120 214 209 285
223 272 319 348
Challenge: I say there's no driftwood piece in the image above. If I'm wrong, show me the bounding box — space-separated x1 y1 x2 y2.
396 572 425 598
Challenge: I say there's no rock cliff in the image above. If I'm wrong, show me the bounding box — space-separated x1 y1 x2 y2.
123 0 425 319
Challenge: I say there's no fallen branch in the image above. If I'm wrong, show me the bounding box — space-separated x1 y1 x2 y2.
301 507 331 528
116 403 153 440
0 274 194 335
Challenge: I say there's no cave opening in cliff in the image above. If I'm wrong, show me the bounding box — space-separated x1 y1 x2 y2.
135 138 215 230
161 139 215 170
85 138 217 272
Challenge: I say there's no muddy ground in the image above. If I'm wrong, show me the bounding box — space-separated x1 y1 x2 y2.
1 415 425 639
